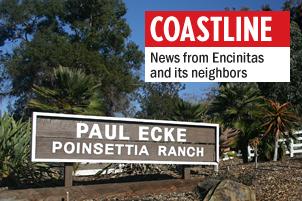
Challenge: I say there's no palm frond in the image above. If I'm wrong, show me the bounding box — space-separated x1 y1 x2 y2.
28 66 103 115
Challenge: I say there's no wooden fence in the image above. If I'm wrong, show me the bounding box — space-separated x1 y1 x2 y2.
248 130 302 160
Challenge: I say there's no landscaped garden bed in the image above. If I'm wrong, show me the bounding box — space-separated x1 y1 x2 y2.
1 157 301 201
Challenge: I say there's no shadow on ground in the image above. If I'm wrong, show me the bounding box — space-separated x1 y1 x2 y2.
1 173 177 190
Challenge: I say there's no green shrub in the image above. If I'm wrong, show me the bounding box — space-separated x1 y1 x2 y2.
226 151 237 158
0 113 53 186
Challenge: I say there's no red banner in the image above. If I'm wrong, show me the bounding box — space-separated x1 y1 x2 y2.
145 11 290 47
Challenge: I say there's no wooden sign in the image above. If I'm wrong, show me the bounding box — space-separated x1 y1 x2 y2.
31 112 219 166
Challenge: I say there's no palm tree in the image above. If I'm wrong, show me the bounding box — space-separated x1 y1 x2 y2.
261 99 300 161
210 83 262 127
28 66 103 115
209 83 263 163
172 99 208 122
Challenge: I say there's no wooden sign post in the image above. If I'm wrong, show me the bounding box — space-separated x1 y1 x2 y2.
31 112 219 186
183 166 191 180
64 163 73 187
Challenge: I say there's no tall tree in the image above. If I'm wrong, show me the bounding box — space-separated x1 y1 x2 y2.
0 0 143 117
209 83 263 162
283 0 302 29
258 3 302 114
136 83 184 120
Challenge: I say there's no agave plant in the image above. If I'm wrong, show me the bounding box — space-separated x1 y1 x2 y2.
261 99 300 161
0 114 29 178
0 113 52 186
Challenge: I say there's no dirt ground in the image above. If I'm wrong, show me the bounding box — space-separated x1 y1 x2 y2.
103 157 302 201
211 157 302 201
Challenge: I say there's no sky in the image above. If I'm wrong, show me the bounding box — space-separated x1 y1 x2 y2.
0 0 286 113
123 0 285 99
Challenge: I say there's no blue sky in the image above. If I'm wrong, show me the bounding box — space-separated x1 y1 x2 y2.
123 0 285 100
0 0 286 113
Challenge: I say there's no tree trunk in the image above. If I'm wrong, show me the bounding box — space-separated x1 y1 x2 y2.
255 146 258 169
273 132 279 161
241 143 249 163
